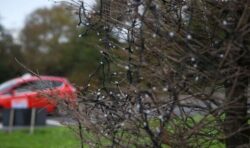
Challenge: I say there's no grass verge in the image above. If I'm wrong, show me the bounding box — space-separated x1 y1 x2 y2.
0 127 79 148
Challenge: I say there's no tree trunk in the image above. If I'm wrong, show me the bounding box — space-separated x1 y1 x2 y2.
224 76 250 148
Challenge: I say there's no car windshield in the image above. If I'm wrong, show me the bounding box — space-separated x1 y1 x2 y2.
0 79 17 92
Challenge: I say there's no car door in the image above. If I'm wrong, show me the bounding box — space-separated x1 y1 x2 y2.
9 80 36 109
12 80 55 112
27 80 57 112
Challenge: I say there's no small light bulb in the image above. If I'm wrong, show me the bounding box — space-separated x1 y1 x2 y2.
136 104 140 110
169 32 174 37
163 87 168 92
152 87 157 91
223 20 227 25
187 34 192 40
158 115 163 121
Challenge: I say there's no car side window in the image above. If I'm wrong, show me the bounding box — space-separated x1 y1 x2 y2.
14 80 63 93
52 81 63 88
15 81 38 93
37 80 53 90
36 80 63 90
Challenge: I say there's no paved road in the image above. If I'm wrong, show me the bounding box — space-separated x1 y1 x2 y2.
0 116 69 130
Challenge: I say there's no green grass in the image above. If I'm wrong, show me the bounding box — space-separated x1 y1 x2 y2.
0 127 80 148
1 114 247 148
148 114 226 148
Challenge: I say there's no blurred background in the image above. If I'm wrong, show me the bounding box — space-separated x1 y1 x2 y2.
0 0 100 85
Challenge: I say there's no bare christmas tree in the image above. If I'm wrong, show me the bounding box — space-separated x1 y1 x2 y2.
63 0 250 147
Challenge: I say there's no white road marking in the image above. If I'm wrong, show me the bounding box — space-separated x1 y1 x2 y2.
46 119 63 126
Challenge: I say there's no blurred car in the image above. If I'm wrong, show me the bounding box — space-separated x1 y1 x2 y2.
0 74 76 114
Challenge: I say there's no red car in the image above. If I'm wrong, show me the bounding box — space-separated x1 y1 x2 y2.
0 74 76 114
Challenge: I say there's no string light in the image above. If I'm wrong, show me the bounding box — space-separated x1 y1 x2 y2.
187 34 192 40
136 104 141 110
162 87 168 92
195 76 199 81
223 20 227 25
152 87 157 91
169 32 174 37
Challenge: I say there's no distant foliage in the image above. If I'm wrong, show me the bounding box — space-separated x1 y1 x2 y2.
0 25 23 82
20 5 101 85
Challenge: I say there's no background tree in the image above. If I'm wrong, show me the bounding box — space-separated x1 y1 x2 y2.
20 5 101 85
0 24 23 82
66 0 250 148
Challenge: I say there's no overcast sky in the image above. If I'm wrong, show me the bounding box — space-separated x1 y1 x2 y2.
0 0 54 30
0 0 94 38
